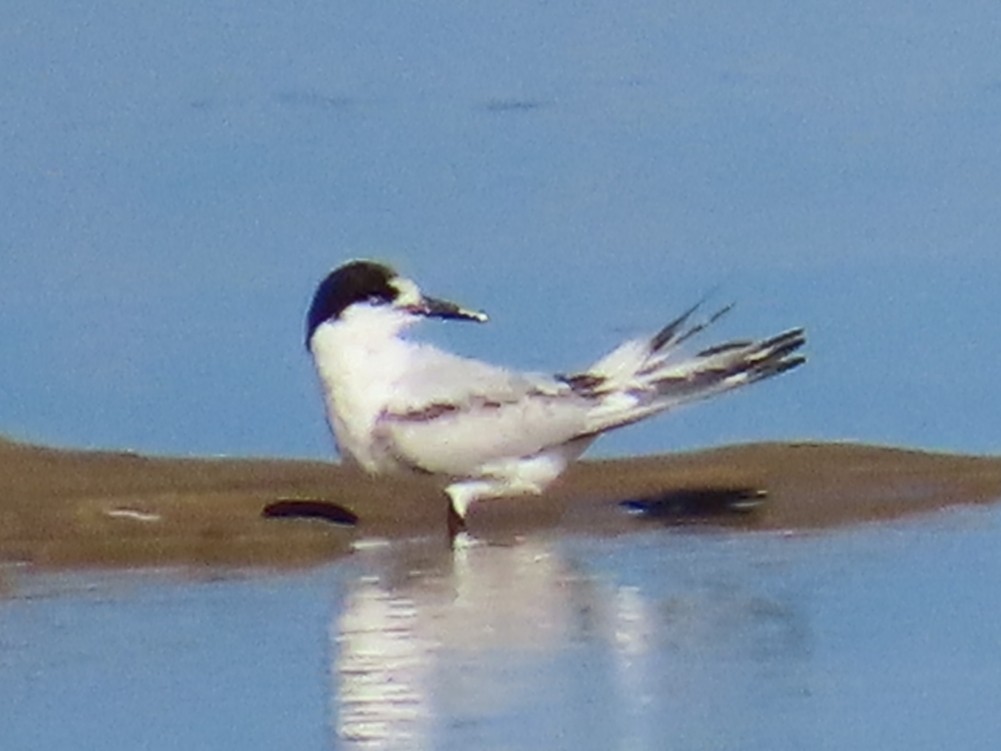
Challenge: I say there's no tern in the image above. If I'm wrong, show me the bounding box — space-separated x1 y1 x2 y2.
306 260 805 531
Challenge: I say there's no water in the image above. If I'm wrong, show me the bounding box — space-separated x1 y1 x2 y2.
4 507 1001 750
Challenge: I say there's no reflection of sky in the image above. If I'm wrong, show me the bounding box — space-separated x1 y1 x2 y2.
0 568 344 750
2 1 999 458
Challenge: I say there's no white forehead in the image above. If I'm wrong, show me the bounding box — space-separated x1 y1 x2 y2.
390 276 422 306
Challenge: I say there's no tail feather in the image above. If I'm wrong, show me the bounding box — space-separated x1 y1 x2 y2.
650 301 733 353
567 306 805 435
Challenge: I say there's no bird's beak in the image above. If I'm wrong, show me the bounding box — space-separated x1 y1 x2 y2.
413 295 488 323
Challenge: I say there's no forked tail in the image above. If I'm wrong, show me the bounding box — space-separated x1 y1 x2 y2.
561 303 806 434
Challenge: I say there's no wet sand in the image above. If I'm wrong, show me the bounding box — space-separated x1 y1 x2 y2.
2 435 1001 568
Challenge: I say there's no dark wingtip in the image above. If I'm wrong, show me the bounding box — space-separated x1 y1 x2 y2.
762 327 807 349
749 353 806 384
757 328 807 364
766 334 807 361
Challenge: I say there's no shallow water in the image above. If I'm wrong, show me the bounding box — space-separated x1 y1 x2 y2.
4 506 1001 750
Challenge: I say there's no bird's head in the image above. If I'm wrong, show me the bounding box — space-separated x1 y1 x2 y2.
305 260 487 348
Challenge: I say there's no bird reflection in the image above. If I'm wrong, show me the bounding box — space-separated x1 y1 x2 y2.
331 539 586 747
330 535 810 749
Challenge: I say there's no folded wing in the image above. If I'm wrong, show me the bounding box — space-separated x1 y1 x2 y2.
375 306 806 475
375 346 593 475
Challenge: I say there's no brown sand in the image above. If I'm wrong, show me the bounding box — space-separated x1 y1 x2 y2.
2 435 1001 568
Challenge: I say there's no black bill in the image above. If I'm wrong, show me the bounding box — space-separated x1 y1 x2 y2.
414 295 488 322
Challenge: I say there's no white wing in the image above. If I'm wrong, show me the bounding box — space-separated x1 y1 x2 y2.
376 345 594 475
374 308 805 477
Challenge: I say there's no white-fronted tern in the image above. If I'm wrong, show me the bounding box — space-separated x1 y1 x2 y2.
306 260 805 530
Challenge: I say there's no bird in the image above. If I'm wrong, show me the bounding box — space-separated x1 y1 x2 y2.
305 259 805 532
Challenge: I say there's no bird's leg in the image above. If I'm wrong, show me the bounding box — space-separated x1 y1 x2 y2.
444 482 488 539
446 500 467 539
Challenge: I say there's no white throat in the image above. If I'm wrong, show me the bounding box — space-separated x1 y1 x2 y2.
308 304 418 470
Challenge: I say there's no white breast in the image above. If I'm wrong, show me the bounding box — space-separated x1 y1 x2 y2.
309 311 414 472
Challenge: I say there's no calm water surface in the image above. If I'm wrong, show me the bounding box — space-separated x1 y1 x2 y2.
4 507 1001 750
